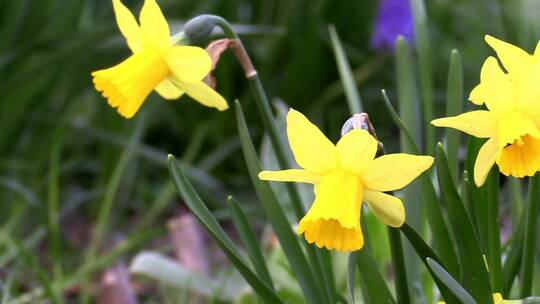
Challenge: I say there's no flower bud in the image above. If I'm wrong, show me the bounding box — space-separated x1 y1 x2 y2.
341 113 370 136
183 15 217 43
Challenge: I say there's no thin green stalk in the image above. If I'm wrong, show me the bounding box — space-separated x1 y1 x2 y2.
47 129 64 304
502 207 526 296
81 116 143 303
520 173 540 297
409 0 434 155
207 17 334 302
388 228 411 304
445 50 463 182
395 38 423 299
487 170 502 292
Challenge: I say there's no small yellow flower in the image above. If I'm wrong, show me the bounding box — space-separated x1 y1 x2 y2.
92 0 228 118
258 109 433 252
438 293 505 304
432 35 540 186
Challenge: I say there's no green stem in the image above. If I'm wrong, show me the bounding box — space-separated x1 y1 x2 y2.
520 173 540 297
487 170 502 292
208 16 334 303
388 228 411 304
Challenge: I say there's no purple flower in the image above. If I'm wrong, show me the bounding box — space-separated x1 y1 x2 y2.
371 0 415 51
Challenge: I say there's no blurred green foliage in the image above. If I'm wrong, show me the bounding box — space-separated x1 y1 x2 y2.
1 0 540 302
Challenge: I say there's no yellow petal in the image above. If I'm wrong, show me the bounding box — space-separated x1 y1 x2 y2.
112 0 143 53
485 35 532 77
258 169 321 184
497 134 540 178
497 111 540 148
155 78 184 99
139 0 170 50
469 57 514 112
166 46 212 83
297 171 364 252
177 81 228 111
473 137 498 187
298 218 364 252
300 171 362 228
92 49 169 118
438 293 505 304
361 154 433 192
287 109 339 173
336 129 378 174
431 111 497 138
363 190 405 227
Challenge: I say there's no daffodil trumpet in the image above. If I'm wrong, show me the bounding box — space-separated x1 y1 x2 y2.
258 109 434 252
91 0 228 119
432 35 540 186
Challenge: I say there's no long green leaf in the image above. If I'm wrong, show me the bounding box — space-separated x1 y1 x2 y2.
465 137 488 251
395 38 424 299
227 196 274 288
502 206 526 296
381 90 459 277
436 143 492 303
520 173 540 297
409 0 434 155
167 155 283 303
426 258 477 304
235 100 324 304
400 224 459 304
445 49 463 181
387 228 411 304
328 24 362 114
356 249 396 304
347 253 357 304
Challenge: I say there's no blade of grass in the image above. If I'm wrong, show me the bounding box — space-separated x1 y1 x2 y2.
167 155 283 303
328 24 362 114
381 90 459 277
47 125 64 303
81 115 144 303
227 196 274 288
235 100 324 304
0 230 57 303
9 226 164 304
445 50 463 181
426 258 476 304
520 173 540 297
436 143 492 303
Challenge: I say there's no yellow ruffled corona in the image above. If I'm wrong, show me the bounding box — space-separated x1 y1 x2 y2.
92 0 228 118
258 109 433 252
438 293 505 304
432 35 540 186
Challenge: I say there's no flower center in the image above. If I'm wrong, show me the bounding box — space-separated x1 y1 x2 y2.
497 134 540 177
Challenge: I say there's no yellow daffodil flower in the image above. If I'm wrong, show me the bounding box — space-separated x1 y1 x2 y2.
92 0 228 118
432 35 540 186
258 109 433 252
438 293 505 304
